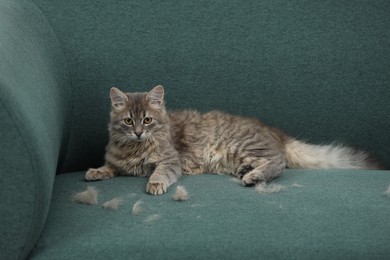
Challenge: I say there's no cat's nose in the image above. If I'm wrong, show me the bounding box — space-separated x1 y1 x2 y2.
134 131 142 137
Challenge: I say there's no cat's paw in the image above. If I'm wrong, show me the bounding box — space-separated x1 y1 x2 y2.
146 182 167 195
242 172 265 187
85 166 114 181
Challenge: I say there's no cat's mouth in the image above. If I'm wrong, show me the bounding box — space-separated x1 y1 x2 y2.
134 136 144 142
129 133 148 142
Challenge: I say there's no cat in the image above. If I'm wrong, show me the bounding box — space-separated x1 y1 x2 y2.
85 85 382 195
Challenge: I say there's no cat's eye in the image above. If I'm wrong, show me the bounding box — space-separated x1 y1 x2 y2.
123 118 133 125
143 117 153 124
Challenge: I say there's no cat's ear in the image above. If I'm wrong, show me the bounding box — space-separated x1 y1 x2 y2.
146 85 164 109
110 87 128 111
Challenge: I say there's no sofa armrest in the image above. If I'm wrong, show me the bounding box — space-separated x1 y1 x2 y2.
0 0 71 259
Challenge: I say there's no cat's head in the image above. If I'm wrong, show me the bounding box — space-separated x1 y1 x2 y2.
109 85 169 142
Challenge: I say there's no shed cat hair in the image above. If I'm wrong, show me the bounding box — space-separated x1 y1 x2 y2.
132 200 144 215
172 185 189 201
385 185 390 197
255 183 286 193
72 186 98 205
102 198 123 210
85 85 382 195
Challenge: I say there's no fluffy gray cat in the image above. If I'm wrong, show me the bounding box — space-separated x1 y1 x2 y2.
86 85 381 195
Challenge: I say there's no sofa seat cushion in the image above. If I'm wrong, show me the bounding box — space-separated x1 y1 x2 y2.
30 170 390 259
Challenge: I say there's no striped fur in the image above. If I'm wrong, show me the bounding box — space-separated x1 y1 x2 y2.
85 85 382 195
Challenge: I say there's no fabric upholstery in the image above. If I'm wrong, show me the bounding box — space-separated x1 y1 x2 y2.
30 170 390 259
0 0 71 259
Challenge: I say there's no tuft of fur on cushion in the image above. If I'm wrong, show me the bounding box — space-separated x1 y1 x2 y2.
132 199 144 215
384 185 390 196
172 185 189 201
255 183 286 193
291 182 303 188
145 214 160 223
102 198 123 210
72 186 98 205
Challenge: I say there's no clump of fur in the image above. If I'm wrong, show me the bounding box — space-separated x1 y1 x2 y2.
102 198 123 210
384 185 390 197
291 182 303 188
145 214 160 223
172 185 189 201
132 199 144 215
72 186 98 205
255 183 286 193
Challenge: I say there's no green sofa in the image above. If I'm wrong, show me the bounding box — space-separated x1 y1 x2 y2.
1 0 390 259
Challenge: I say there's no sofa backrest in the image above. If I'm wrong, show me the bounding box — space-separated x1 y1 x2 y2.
34 0 390 171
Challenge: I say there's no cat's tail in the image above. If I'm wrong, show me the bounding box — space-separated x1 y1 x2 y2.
284 139 383 170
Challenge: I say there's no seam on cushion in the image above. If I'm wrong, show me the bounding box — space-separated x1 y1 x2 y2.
31 0 75 174
0 85 40 260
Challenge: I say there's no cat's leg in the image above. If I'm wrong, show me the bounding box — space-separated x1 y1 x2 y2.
240 156 286 186
146 158 182 195
85 165 116 181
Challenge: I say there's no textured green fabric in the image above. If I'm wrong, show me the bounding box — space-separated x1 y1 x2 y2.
30 170 390 259
33 0 390 172
0 0 71 259
1 0 389 259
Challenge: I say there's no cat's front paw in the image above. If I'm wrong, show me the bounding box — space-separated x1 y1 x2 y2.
146 182 167 195
85 166 114 181
242 172 265 186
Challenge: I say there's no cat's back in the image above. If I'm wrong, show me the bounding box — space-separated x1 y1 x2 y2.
168 109 264 144
168 109 242 135
168 109 203 127
169 109 263 131
168 109 289 148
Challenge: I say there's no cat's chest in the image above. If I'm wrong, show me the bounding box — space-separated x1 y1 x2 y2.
106 140 158 176
105 146 157 177
118 157 156 177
